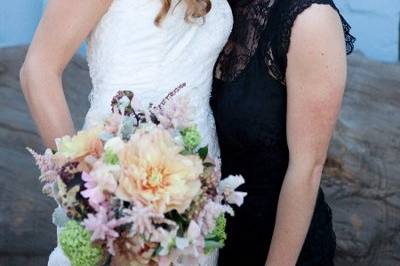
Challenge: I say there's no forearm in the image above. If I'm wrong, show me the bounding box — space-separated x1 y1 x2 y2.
20 65 75 149
265 163 323 266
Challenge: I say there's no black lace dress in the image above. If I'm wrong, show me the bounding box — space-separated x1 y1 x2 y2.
211 0 355 265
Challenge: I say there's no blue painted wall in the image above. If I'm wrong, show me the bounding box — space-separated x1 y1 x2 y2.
0 0 43 47
0 0 86 54
335 0 400 62
0 0 399 62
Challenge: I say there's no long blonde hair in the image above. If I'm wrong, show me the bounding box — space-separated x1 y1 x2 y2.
155 0 212 26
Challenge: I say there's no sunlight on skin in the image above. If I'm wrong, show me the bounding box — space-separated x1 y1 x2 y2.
20 0 112 149
265 4 347 265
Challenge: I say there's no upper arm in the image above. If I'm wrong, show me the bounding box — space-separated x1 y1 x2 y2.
285 4 347 167
23 0 112 74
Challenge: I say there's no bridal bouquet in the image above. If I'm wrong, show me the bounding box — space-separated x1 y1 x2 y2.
29 87 246 266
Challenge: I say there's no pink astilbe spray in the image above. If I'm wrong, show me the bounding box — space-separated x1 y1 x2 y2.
196 200 233 236
82 205 125 255
27 148 65 196
122 201 164 239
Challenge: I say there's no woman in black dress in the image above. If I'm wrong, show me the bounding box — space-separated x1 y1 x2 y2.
211 0 355 265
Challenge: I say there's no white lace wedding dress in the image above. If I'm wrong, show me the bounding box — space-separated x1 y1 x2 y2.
48 0 232 265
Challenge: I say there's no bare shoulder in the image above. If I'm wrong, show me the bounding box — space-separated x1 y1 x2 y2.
44 0 113 17
290 4 345 50
24 0 114 71
286 3 347 87
294 4 343 33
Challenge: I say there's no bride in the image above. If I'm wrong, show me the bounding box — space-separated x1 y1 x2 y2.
20 0 232 265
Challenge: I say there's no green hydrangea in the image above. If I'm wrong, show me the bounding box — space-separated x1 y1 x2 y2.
212 214 227 243
204 214 227 254
103 148 119 165
59 220 103 266
181 126 201 151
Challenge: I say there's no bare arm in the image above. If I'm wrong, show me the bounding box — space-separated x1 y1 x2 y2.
20 0 112 149
265 5 347 265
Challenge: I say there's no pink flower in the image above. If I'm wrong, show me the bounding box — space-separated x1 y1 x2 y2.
28 148 67 196
28 148 65 183
104 113 122 135
81 172 105 206
158 256 171 266
156 221 205 266
81 165 118 206
82 206 123 255
196 200 232 235
122 201 164 238
152 95 193 129
182 221 204 257
151 227 178 256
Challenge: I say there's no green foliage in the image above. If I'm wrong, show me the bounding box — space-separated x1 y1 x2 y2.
180 126 201 151
204 240 224 254
165 210 190 237
59 221 103 266
203 162 215 168
103 148 119 165
197 146 208 161
213 215 227 242
204 214 227 254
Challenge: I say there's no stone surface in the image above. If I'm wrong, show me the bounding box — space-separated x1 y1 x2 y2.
323 52 400 266
0 46 399 265
0 46 91 265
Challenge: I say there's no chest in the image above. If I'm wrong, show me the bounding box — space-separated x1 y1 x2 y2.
89 0 232 59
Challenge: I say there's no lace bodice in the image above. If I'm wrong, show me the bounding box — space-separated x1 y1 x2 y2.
84 0 233 157
216 0 355 83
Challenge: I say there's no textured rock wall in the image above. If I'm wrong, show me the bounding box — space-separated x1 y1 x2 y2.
0 46 91 266
323 52 400 266
0 46 399 265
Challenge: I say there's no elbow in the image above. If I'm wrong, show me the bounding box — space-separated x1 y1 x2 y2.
288 154 327 187
19 59 38 96
19 63 32 95
312 152 328 171
310 160 325 185
19 57 62 95
307 156 327 186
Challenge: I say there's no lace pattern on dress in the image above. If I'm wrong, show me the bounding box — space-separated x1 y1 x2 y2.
215 0 355 84
267 0 356 85
215 0 276 81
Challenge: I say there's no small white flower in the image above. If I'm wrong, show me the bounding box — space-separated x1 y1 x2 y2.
219 175 247 207
151 226 179 256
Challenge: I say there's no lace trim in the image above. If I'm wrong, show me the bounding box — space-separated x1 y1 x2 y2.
265 0 356 85
215 0 355 84
215 0 276 81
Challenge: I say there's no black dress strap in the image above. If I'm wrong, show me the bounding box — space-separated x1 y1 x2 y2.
262 0 356 85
